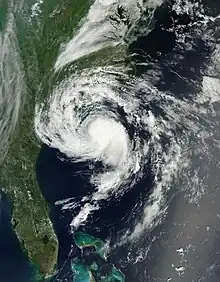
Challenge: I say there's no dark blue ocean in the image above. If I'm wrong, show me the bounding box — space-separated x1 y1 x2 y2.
35 144 152 282
0 193 34 282
1 1 220 282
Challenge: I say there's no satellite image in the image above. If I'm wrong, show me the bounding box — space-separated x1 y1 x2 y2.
1 0 220 281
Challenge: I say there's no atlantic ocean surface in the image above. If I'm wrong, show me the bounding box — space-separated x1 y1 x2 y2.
36 142 153 281
1 1 220 282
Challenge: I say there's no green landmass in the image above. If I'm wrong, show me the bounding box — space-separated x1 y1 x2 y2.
0 0 129 278
0 0 90 277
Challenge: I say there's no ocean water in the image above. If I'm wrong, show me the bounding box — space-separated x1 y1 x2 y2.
0 193 35 282
2 0 220 282
36 143 153 281
34 1 220 281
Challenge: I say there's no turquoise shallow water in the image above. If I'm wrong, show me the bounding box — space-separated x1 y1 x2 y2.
2 1 220 282
0 1 126 280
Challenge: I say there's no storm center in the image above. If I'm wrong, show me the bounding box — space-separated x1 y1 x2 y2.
87 116 129 166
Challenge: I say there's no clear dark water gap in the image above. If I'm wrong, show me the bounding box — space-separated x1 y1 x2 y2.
35 144 154 281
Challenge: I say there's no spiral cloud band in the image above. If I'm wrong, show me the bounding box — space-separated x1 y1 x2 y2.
34 63 189 233
34 0 220 245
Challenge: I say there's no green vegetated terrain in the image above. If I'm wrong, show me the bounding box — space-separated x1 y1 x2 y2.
0 0 90 278
0 0 129 278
